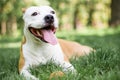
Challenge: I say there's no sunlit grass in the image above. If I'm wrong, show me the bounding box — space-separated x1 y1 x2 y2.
0 34 21 48
0 42 21 48
57 27 120 37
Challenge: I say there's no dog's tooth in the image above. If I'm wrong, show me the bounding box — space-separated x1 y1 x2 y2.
36 30 41 36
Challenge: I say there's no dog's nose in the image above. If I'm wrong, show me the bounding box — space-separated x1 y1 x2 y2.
44 15 54 23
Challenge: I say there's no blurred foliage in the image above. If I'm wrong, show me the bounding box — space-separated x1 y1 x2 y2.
49 0 111 29
0 0 120 36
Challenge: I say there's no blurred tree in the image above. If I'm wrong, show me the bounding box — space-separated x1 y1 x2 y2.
0 0 8 35
0 0 24 36
109 0 120 27
73 0 80 30
8 0 24 36
86 0 97 26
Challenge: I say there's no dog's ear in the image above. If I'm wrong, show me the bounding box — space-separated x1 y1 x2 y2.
22 8 26 13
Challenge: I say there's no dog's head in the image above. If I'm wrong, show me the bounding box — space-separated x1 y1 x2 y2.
23 6 58 45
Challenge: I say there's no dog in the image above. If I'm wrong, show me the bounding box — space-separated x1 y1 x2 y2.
19 6 93 80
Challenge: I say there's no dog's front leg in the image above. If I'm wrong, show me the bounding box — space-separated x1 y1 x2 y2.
20 65 39 80
59 61 77 74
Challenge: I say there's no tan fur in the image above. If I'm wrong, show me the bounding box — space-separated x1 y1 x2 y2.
58 39 92 59
64 54 69 62
19 36 26 72
49 71 64 80
22 8 26 13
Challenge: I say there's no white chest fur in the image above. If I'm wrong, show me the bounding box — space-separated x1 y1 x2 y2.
22 41 64 66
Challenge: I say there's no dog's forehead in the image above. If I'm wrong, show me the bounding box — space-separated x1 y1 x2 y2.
25 6 54 15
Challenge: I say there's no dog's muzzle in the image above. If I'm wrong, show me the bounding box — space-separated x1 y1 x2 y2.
28 15 57 45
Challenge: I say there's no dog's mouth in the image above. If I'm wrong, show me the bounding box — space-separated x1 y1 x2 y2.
29 25 57 45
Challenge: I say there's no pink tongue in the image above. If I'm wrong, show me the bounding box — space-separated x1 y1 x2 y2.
41 29 57 45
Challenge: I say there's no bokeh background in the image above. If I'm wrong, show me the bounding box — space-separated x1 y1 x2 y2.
0 0 120 36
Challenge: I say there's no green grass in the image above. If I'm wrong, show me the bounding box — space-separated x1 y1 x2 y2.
0 28 120 80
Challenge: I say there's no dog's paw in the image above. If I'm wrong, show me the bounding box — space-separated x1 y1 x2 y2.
49 71 64 80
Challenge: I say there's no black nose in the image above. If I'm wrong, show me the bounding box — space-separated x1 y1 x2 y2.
44 15 54 23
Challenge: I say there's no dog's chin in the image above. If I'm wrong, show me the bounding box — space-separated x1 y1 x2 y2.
28 25 58 45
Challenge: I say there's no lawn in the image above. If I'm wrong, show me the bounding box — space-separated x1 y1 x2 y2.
0 28 120 80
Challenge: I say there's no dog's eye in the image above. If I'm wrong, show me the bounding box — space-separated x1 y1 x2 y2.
31 12 38 16
51 11 55 14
